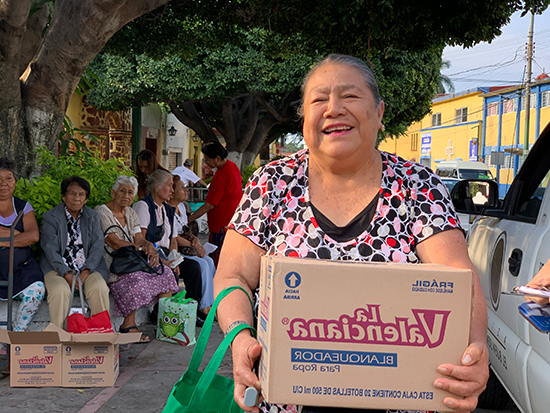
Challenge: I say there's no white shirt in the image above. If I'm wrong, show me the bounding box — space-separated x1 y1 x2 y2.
172 166 200 186
133 200 176 249
174 202 189 235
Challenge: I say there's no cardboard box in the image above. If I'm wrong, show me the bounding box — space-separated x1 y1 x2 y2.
258 256 474 411
0 324 140 387
0 329 63 387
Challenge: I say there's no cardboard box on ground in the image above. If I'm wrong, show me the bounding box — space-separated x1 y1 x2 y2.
0 324 141 387
258 256 474 411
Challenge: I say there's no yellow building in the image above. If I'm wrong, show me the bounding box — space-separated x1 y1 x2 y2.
379 78 550 196
378 88 486 170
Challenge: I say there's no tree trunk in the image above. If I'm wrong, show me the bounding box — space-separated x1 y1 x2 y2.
241 151 258 168
1 0 171 177
227 151 243 170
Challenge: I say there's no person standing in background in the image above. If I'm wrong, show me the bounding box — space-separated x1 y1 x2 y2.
188 142 242 266
172 158 208 187
136 149 168 199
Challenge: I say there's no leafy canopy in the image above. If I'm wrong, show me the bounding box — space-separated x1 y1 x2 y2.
89 29 445 139
14 147 134 225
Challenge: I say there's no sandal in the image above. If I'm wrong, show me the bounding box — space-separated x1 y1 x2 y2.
119 325 150 343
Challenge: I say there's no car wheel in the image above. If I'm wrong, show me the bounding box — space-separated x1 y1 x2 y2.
477 367 511 410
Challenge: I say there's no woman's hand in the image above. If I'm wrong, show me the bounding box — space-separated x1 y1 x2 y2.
231 331 263 412
192 237 206 258
525 259 550 305
433 340 489 411
143 242 160 267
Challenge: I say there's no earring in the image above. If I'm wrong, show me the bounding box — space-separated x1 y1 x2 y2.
380 124 385 132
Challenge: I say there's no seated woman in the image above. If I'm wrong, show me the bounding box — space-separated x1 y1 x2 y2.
96 175 179 342
167 175 215 314
0 158 45 353
132 170 204 319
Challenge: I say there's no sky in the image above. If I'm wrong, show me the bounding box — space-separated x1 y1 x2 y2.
441 9 550 94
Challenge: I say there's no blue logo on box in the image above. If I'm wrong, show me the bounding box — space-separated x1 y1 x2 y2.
285 272 301 288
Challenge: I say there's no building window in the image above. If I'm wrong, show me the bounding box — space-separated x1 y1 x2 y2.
521 93 537 110
431 113 442 127
542 91 550 108
411 133 418 151
504 154 514 169
503 99 515 114
455 107 468 124
487 102 499 116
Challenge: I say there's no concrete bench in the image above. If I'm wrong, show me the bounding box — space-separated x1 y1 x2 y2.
0 294 152 332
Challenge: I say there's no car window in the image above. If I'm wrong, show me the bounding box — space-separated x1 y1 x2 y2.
515 170 550 220
459 169 494 180
443 180 458 193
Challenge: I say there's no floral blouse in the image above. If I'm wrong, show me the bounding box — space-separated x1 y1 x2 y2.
230 149 461 262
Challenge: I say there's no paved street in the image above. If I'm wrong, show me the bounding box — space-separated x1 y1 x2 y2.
0 321 232 412
0 319 521 413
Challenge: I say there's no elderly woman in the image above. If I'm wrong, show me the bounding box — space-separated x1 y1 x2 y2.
0 158 45 353
214 55 489 413
133 170 204 318
95 176 178 341
167 174 215 313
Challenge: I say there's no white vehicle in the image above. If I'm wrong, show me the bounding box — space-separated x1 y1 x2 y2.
436 160 494 180
450 122 550 412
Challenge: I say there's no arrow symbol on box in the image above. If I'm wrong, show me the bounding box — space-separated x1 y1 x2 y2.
285 272 301 288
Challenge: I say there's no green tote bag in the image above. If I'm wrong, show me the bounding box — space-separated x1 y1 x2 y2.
162 286 255 413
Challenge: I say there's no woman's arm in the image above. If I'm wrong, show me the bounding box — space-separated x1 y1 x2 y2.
188 202 214 223
104 233 133 250
215 229 266 412
0 210 39 248
416 228 489 412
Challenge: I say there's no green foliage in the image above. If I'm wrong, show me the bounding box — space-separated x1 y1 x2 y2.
89 28 319 109
88 30 444 147
13 147 133 225
59 115 103 156
241 164 259 187
107 0 550 59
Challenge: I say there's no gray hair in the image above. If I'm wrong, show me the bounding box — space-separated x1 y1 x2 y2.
297 54 382 118
146 169 172 195
112 175 138 194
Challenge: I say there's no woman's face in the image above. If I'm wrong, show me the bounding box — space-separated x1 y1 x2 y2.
111 184 135 208
204 155 221 169
62 183 88 216
171 180 189 203
302 63 384 162
0 169 16 200
138 159 150 176
155 177 174 202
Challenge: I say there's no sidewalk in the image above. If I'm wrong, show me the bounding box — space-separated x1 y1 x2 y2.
0 321 230 413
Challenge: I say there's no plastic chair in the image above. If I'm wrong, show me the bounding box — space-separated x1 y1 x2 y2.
0 210 24 369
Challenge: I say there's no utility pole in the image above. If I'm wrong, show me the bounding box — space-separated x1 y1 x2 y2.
522 12 535 163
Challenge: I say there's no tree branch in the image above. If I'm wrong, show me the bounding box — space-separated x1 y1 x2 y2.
253 92 285 122
168 100 217 143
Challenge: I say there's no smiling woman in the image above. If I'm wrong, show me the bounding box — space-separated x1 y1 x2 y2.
213 54 490 413
95 175 178 341
0 158 45 349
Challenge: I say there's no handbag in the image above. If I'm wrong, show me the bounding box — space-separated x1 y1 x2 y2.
162 286 255 413
178 224 198 256
65 273 114 334
104 225 164 275
157 290 197 346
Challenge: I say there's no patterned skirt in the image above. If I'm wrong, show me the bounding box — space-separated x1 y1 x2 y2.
108 265 179 317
